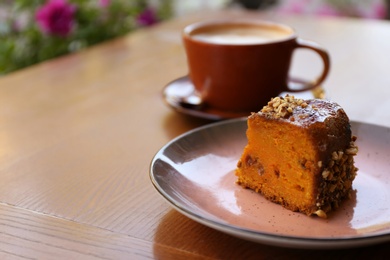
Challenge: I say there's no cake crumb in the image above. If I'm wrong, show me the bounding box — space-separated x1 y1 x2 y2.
314 209 327 218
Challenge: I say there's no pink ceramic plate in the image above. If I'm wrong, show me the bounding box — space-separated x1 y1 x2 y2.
150 118 390 249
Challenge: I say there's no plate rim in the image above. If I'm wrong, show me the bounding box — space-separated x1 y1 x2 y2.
150 118 390 249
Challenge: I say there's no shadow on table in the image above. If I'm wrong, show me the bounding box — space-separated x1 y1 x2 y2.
153 209 389 259
162 111 215 140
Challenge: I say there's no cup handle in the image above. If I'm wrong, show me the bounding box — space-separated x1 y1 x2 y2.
287 38 330 92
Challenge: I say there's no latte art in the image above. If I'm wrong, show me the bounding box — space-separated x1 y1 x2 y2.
191 26 292 45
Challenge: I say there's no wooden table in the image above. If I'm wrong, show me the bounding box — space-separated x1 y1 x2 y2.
1 8 390 259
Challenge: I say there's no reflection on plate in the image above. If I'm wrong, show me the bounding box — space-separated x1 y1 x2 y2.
150 118 390 249
162 76 324 120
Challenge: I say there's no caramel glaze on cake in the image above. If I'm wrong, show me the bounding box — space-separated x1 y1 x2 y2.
235 95 358 218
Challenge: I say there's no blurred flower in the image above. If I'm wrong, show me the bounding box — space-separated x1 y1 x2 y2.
136 8 159 26
314 4 340 17
0 0 173 75
36 0 77 37
99 0 111 8
275 0 388 19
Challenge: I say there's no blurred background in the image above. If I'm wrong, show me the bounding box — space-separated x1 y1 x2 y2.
176 0 389 18
1 0 388 75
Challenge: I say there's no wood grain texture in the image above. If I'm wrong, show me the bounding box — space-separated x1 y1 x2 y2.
0 203 200 259
0 8 390 259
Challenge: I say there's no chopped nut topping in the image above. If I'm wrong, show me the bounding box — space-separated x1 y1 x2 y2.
322 170 330 179
314 209 327 218
316 136 359 217
260 95 307 119
346 147 358 155
332 151 338 160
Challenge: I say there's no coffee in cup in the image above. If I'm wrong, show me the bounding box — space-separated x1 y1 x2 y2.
190 24 292 45
182 20 330 112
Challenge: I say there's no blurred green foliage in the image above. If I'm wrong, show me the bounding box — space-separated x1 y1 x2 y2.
0 0 173 75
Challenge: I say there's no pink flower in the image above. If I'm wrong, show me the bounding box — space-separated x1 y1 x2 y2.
136 8 159 26
276 0 310 15
36 0 76 37
359 3 387 19
99 0 111 8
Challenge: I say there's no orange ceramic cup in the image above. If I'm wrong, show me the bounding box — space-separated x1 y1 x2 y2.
182 19 330 112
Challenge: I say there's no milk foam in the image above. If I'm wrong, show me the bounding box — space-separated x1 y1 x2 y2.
191 26 291 45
